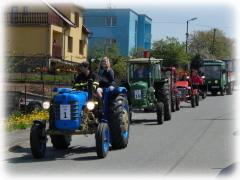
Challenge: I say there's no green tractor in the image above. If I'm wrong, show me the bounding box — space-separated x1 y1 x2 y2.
122 58 171 124
200 59 227 96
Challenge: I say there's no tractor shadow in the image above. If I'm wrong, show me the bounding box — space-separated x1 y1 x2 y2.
6 145 99 163
131 119 159 126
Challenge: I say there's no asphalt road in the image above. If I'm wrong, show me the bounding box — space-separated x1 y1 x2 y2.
4 93 237 177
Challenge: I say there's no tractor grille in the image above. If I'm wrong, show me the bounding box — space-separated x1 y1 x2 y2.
131 89 147 100
70 101 79 120
53 101 79 120
177 88 187 98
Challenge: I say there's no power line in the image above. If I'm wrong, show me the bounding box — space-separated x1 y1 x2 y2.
152 21 233 29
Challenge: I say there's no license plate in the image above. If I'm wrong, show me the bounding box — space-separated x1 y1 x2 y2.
60 105 71 120
134 90 142 100
211 86 219 88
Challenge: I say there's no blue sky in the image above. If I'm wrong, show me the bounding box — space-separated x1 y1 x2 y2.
76 0 235 43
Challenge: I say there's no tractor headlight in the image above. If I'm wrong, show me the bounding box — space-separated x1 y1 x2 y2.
86 101 95 110
214 80 218 84
43 101 50 110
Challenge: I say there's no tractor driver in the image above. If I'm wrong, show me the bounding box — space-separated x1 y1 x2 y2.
189 69 203 86
134 64 149 79
74 61 99 91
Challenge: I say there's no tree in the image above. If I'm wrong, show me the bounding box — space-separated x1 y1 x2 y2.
151 37 189 67
188 28 235 59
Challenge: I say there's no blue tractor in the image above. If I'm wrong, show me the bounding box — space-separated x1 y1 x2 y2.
30 79 130 159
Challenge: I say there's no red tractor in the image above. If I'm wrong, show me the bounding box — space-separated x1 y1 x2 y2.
176 79 199 108
161 67 180 112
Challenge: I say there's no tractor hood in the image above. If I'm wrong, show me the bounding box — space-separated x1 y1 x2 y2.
130 81 148 89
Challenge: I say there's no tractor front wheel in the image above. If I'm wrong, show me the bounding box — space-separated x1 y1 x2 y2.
96 123 110 158
30 121 47 159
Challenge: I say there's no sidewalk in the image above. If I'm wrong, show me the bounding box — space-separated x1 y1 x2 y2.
5 128 30 151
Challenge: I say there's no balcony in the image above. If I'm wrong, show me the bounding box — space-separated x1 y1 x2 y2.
52 44 62 59
6 12 63 26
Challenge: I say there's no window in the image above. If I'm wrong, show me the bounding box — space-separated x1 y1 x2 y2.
105 16 117 26
79 40 84 55
74 12 79 27
68 36 73 52
105 38 117 46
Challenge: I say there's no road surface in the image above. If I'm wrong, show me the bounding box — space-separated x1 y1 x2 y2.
4 94 237 177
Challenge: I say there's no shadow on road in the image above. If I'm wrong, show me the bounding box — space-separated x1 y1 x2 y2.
6 145 99 163
216 163 237 177
131 119 158 126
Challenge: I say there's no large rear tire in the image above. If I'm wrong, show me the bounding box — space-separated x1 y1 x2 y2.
195 94 199 106
171 99 176 112
96 123 110 158
156 102 164 125
30 122 47 159
191 96 195 108
176 98 180 111
220 88 225 96
164 101 171 121
108 94 130 149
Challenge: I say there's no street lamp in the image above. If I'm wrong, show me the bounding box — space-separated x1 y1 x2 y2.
185 17 197 53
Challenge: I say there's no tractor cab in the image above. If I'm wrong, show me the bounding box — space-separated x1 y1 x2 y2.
123 57 171 124
128 58 162 85
200 59 227 95
127 58 163 108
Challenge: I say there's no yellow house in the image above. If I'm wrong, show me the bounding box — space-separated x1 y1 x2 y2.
5 2 90 64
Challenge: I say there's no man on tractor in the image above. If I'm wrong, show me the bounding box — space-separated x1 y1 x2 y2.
74 61 99 92
189 69 203 86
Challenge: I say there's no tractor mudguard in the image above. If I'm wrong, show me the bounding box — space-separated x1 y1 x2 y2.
33 120 46 129
53 87 73 93
111 87 127 95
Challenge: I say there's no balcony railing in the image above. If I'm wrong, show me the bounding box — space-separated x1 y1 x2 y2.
52 44 62 59
6 12 63 26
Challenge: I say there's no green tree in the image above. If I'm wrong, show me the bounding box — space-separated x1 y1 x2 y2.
151 37 189 67
188 28 234 59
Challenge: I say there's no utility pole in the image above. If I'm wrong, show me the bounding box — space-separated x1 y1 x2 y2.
185 17 197 54
211 28 217 56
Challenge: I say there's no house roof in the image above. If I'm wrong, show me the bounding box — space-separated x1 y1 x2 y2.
44 1 75 27
82 24 91 34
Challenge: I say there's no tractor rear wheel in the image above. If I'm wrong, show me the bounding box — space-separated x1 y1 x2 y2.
195 94 199 106
171 98 176 112
50 135 71 149
220 88 225 96
109 94 130 149
164 101 171 121
176 98 180 111
156 102 164 124
191 95 195 108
